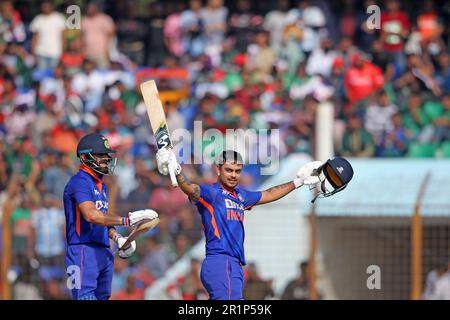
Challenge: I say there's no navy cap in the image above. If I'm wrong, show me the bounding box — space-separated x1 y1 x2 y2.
324 157 354 190
76 133 116 157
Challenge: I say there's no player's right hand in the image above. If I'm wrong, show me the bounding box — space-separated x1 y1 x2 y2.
128 209 159 227
156 148 181 176
114 234 137 259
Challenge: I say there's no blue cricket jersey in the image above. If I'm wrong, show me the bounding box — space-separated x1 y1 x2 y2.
193 183 262 266
63 165 110 247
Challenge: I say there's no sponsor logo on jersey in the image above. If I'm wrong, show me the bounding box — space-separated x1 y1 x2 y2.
225 199 244 211
225 199 244 222
95 200 108 210
227 210 244 222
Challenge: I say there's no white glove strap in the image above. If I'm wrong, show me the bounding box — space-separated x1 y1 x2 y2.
293 177 304 189
174 162 182 176
113 233 122 243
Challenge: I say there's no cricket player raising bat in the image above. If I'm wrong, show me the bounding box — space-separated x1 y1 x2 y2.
156 148 353 300
63 133 159 300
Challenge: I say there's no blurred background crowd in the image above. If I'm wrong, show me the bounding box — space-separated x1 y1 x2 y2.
0 0 450 300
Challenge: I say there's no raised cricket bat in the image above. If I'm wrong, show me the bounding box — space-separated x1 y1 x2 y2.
140 80 178 187
118 218 160 251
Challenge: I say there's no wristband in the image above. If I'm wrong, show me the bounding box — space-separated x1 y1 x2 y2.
122 217 129 226
293 178 304 189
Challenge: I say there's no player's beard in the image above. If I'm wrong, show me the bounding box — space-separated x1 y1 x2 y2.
95 160 110 174
97 166 109 174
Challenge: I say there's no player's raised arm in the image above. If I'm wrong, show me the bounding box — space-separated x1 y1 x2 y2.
258 181 297 205
176 172 201 202
257 161 324 205
156 148 201 202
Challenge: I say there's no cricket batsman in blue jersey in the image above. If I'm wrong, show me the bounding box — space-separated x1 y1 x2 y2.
64 133 159 300
156 148 353 300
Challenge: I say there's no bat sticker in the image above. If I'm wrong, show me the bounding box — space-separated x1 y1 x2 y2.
155 122 172 149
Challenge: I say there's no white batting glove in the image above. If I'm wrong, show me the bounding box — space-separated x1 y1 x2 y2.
156 148 171 175
127 209 159 227
114 234 136 259
293 161 323 188
156 148 181 176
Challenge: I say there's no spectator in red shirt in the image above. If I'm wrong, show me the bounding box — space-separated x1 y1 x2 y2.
416 0 443 43
414 0 446 58
344 52 384 106
380 0 410 52
380 0 410 70
50 122 79 154
60 39 84 77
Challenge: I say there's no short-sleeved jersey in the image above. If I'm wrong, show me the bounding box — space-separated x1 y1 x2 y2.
63 165 109 247
193 183 262 266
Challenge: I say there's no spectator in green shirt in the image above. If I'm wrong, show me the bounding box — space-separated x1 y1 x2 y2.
284 61 311 91
10 192 34 268
401 93 433 143
5 137 33 178
342 113 375 157
111 80 140 114
431 94 450 143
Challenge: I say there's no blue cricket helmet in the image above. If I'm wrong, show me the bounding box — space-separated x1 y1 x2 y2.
76 133 116 157
76 133 117 175
312 157 354 203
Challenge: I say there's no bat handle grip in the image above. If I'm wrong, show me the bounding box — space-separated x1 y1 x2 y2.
168 162 178 188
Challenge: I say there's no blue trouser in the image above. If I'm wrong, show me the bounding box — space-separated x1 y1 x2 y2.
36 55 59 71
200 254 244 300
65 243 114 300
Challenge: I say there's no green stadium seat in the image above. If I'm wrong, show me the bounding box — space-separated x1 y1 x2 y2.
407 143 438 158
440 142 450 158
423 101 444 120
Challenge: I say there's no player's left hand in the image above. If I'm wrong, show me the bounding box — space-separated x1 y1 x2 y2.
156 148 171 175
294 161 323 188
114 234 136 259
128 209 158 227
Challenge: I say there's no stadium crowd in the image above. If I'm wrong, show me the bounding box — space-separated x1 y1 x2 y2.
0 0 450 299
